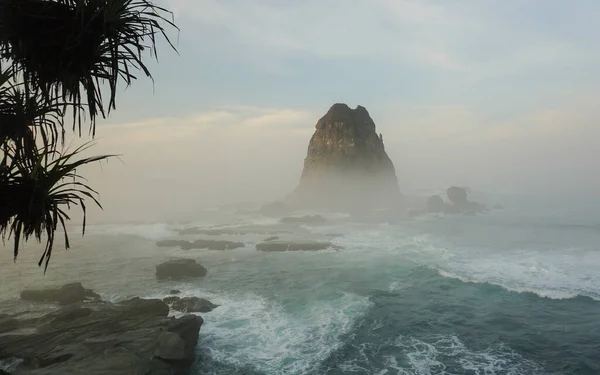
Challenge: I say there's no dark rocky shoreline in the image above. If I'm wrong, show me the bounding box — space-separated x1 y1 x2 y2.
0 265 214 375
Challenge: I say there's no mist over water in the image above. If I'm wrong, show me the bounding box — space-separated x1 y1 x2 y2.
2 192 599 375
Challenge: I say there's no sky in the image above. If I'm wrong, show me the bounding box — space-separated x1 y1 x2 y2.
76 0 600 222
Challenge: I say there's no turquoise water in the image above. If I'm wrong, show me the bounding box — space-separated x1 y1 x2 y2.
1 201 599 374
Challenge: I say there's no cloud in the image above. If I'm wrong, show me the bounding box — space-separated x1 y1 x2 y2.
165 0 598 77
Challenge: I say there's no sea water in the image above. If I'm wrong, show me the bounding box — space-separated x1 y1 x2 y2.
1 198 599 375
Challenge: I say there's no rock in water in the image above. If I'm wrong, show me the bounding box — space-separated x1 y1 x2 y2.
288 103 400 211
155 259 207 280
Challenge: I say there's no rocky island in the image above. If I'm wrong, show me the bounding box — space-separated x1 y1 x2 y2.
287 103 401 212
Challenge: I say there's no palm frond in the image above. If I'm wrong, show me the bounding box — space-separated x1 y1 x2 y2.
0 141 116 271
0 0 179 135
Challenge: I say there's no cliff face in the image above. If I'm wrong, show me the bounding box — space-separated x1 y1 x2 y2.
288 103 400 210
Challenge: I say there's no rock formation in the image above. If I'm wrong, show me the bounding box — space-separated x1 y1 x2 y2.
288 103 400 211
0 296 202 375
155 259 207 280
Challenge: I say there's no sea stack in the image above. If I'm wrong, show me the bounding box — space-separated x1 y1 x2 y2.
288 103 400 211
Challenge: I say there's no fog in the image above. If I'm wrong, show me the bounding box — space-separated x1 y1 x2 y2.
71 93 600 224
57 0 600 224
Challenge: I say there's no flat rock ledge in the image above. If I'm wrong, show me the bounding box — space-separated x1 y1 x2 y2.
256 240 342 252
0 297 202 375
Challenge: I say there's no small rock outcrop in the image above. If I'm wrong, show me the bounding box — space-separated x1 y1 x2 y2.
156 240 189 248
256 240 340 252
426 195 445 213
20 283 101 305
181 239 244 251
0 298 202 375
156 259 207 280
445 186 488 214
163 296 218 313
411 186 489 217
288 103 400 211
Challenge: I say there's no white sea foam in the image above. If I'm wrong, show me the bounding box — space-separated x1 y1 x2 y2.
146 286 371 375
384 335 548 375
338 220 600 301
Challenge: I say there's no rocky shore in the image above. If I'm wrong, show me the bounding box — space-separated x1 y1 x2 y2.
0 263 214 375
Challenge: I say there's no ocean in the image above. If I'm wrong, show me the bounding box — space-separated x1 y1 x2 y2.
1 197 599 375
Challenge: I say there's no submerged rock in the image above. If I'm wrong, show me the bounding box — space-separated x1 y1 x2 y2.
169 289 181 295
288 103 400 211
256 241 340 252
155 259 207 280
263 236 280 242
162 296 218 313
20 283 100 306
0 298 202 374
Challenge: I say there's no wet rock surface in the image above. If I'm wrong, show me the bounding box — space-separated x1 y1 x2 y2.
155 259 207 280
0 295 202 375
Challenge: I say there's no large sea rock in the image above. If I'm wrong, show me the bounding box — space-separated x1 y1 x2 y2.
155 259 207 280
0 297 202 374
288 103 400 211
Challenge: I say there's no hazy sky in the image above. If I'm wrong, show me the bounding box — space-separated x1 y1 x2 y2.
78 0 600 222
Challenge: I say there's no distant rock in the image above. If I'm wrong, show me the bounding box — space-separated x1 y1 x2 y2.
287 103 400 211
0 298 202 374
280 215 326 225
493 203 504 210
447 186 468 206
180 239 244 251
179 228 247 236
426 195 445 213
156 259 207 280
163 296 218 313
20 283 100 306
256 240 340 252
156 239 189 248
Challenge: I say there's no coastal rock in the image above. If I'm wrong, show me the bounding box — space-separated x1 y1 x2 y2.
179 228 247 236
447 186 468 206
0 298 202 375
280 215 326 225
288 103 400 211
426 195 445 213
0 315 19 334
163 296 218 313
20 283 100 305
180 239 244 251
256 240 340 252
156 240 189 248
155 259 207 280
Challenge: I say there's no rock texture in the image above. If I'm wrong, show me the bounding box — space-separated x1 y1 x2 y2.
0 297 202 375
288 103 400 211
410 186 489 217
155 259 207 280
20 283 101 305
256 240 341 252
163 296 218 313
